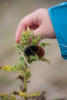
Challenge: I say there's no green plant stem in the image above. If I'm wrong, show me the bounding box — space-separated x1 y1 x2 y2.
23 63 27 100
24 75 27 100
24 77 27 90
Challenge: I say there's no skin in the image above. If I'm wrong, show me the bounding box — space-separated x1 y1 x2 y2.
16 8 56 43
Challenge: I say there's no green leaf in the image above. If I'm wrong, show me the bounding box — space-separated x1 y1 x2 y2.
40 42 50 47
11 57 25 72
37 35 41 41
31 35 40 45
26 70 31 80
28 55 38 63
15 43 21 51
39 58 50 64
0 93 16 100
31 39 38 45
19 56 25 66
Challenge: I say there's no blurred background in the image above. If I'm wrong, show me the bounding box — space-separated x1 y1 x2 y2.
0 0 67 100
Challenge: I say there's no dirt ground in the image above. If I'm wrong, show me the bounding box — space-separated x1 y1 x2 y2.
0 0 67 100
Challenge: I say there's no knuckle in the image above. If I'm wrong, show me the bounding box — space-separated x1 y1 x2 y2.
36 8 47 14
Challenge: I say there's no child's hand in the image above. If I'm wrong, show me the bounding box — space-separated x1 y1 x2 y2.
16 8 56 43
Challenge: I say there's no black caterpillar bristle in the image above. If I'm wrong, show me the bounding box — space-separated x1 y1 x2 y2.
35 45 45 58
24 45 45 58
24 45 37 56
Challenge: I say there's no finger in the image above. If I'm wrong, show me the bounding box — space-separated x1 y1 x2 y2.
16 13 35 43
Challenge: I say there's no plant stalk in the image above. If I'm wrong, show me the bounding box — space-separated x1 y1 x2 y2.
23 63 27 100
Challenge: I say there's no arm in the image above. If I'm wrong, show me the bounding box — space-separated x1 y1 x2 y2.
48 2 67 59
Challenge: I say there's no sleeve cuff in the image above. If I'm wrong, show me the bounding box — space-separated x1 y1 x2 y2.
48 2 67 59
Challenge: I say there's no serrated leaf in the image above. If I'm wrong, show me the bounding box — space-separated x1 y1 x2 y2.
27 91 41 98
1 65 12 72
0 93 16 100
28 55 38 63
15 43 20 51
31 39 38 45
19 56 25 66
40 42 51 47
39 58 50 64
26 70 31 80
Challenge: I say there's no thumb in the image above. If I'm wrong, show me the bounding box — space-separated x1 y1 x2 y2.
34 26 43 38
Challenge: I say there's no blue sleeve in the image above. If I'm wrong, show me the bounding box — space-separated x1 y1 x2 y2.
48 2 67 59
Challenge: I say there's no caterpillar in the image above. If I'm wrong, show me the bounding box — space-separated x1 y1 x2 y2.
24 45 45 58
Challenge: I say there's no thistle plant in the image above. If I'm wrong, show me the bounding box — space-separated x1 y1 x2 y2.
0 28 50 100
